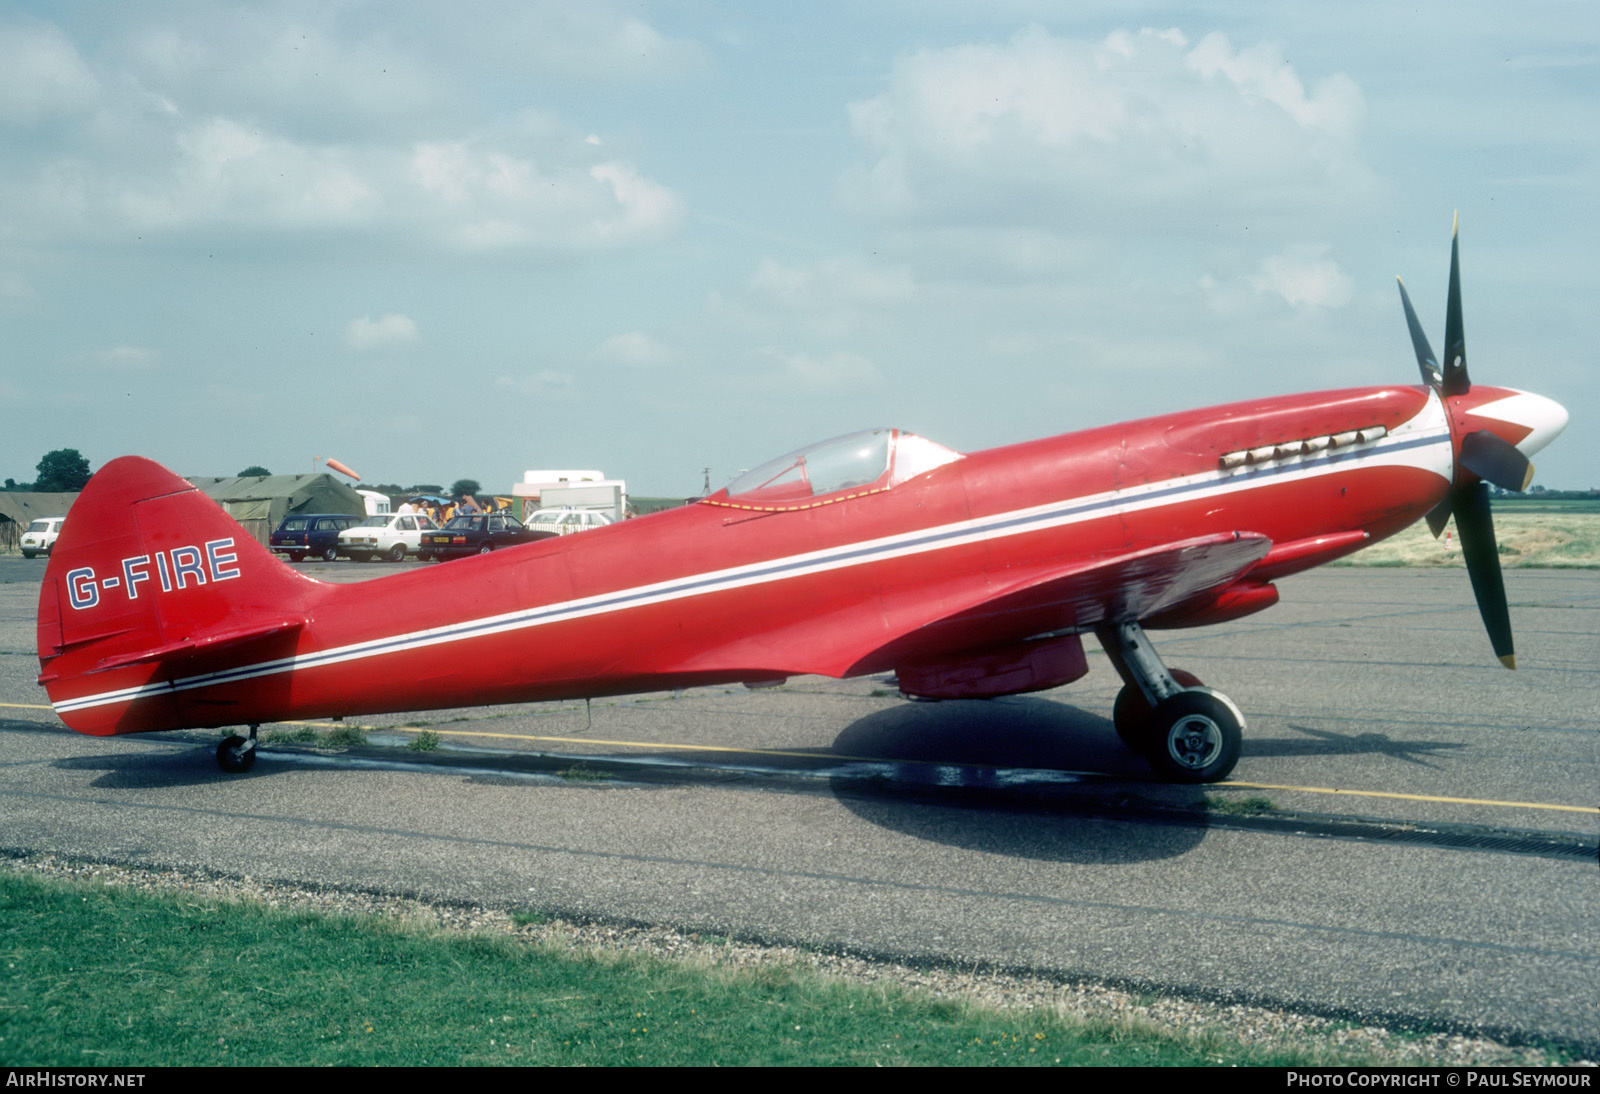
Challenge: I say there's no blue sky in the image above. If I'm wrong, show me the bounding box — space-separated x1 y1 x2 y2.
3 2 1594 497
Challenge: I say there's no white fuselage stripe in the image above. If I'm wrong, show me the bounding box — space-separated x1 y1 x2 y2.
54 407 1452 715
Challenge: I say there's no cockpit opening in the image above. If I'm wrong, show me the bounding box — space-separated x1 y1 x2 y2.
709 428 962 510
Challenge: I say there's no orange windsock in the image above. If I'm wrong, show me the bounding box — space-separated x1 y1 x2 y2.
325 458 360 481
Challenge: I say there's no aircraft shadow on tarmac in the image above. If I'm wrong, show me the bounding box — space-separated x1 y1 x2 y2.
1250 723 1467 766
822 696 1208 865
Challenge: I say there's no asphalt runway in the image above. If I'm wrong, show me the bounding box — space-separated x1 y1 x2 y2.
2 556 1596 1050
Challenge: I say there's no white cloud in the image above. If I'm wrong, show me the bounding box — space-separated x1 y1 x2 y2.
748 257 914 311
410 141 683 251
841 26 1372 226
594 332 676 368
1248 247 1354 308
745 349 885 395
345 314 420 351
493 370 572 396
0 21 98 126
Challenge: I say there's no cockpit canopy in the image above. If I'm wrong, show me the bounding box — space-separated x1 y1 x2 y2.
709 428 962 510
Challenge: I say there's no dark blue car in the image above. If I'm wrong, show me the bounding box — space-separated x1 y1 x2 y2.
269 513 360 562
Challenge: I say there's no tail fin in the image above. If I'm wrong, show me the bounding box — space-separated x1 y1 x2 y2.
37 457 321 736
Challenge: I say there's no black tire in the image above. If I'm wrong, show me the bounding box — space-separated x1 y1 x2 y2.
216 735 257 774
478 543 494 555
320 545 339 562
386 543 406 562
288 551 306 563
1141 688 1241 784
21 551 35 560
1111 669 1203 751
417 551 432 562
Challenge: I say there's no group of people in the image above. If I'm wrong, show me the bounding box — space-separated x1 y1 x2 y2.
395 495 507 525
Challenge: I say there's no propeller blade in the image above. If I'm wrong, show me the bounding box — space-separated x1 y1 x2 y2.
1425 499 1453 538
1396 278 1442 388
1453 482 1514 668
1441 212 1470 396
1460 430 1535 493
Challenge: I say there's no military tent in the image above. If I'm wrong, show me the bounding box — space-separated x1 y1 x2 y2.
186 473 365 545
0 493 79 554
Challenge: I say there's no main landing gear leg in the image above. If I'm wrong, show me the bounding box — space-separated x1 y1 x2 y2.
1096 622 1242 783
216 725 259 774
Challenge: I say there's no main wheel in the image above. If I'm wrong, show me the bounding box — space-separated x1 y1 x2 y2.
386 543 406 562
320 545 339 562
216 735 257 774
1141 688 1241 784
1111 669 1203 751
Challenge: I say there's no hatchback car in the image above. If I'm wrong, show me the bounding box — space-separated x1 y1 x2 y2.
269 513 360 562
337 512 440 562
20 517 65 559
420 512 557 560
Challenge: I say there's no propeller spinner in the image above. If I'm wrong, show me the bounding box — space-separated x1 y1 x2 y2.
1396 215 1568 669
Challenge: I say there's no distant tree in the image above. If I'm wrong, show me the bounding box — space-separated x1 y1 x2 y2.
238 465 271 477
4 478 17 491
450 478 482 498
35 449 92 492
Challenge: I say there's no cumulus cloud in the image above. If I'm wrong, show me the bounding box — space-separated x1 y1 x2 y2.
594 332 676 367
345 314 420 351
0 14 686 256
841 26 1371 226
493 370 572 396
1248 247 1354 308
748 257 914 311
0 21 98 126
743 349 885 395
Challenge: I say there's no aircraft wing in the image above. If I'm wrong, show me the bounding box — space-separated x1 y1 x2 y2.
681 531 1272 680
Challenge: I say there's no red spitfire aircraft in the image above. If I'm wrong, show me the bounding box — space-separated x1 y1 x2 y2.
36 223 1567 782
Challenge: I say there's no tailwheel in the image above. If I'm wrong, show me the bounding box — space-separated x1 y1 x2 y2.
1111 668 1202 750
1141 688 1242 784
216 726 259 774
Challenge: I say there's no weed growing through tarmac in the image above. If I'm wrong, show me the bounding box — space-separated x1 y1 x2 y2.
408 730 440 752
1202 796 1277 815
556 763 609 782
322 724 367 747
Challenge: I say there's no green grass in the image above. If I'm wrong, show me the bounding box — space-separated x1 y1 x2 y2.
0 870 1360 1067
407 730 440 752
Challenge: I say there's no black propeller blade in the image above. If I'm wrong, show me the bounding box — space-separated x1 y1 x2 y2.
1442 212 1470 396
1460 430 1534 493
1396 278 1442 389
1402 215 1516 668
1452 483 1515 669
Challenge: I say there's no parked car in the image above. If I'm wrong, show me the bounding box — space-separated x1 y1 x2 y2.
526 508 614 536
269 513 360 562
20 517 65 559
337 513 440 562
421 512 557 561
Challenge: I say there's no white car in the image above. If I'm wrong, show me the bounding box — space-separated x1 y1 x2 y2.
20 517 65 559
336 513 440 562
526 508 614 536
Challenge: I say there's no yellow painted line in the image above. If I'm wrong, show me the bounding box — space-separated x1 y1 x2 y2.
1 702 54 710
1225 780 1600 815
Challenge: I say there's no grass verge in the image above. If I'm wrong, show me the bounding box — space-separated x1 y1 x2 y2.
2 869 1355 1067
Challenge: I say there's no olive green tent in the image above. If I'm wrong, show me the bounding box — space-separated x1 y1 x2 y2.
0 493 79 554
186 473 366 546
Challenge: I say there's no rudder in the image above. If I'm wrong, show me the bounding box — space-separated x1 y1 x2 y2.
38 457 321 736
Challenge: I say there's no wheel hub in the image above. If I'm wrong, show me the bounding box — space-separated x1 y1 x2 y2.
1167 714 1223 769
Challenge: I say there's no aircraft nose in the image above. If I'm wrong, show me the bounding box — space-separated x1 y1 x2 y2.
1464 389 1569 458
